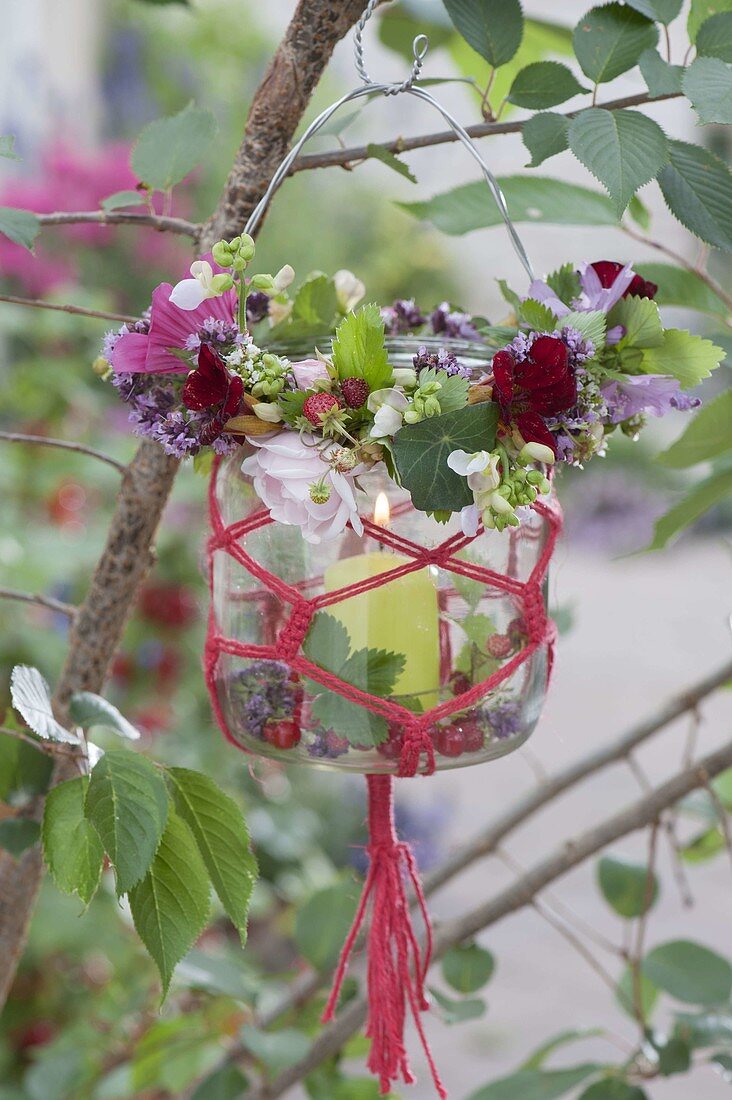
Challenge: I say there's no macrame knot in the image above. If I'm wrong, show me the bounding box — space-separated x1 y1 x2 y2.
398 721 435 777
521 584 547 643
275 599 314 661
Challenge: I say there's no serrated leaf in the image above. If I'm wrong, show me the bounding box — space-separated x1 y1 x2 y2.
610 296 664 348
365 143 417 183
10 666 78 744
129 810 210 997
468 1064 601 1100
331 303 392 391
635 262 730 317
568 108 668 216
101 190 146 211
417 366 469 413
683 57 732 124
625 0 683 21
442 942 495 993
85 749 168 894
0 206 40 251
689 0 732 42
68 692 140 740
647 466 732 549
573 4 658 83
638 48 684 94
640 328 724 386
578 1082 648 1100
429 986 487 1025
658 390 732 468
42 777 104 904
508 61 588 108
131 101 217 191
657 139 732 250
547 263 581 304
519 298 558 329
696 11 732 58
291 273 338 327
522 113 569 167
166 767 257 945
0 134 20 160
643 940 732 1004
295 880 359 970
393 402 499 513
597 854 659 918
442 0 523 66
0 818 40 858
560 310 606 348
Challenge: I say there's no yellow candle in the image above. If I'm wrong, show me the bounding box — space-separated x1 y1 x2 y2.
323 498 440 708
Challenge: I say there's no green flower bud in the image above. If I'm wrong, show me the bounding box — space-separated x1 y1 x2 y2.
250 273 275 291
212 241 235 267
231 256 248 273
238 234 256 261
92 356 111 379
211 273 235 293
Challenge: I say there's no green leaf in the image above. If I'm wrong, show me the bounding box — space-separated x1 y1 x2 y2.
522 113 569 167
0 818 40 857
696 11 732 58
658 390 732 468
714 767 732 808
295 880 359 971
365 143 417 184
417 367 470 413
0 206 40 251
559 310 606 348
468 1064 602 1100
657 1036 692 1076
128 810 210 997
101 190 146 211
10 665 78 744
689 0 732 42
616 965 659 1019
0 134 20 160
573 4 658 83
647 466 732 549
547 263 581 304
85 750 169 894
522 1029 604 1069
643 940 732 1004
609 296 664 348
42 777 104 904
508 62 588 108
577 1082 648 1100
399 176 622 236
291 273 338 328
429 986 487 1024
68 691 140 740
0 732 52 801
239 1026 311 1071
597 854 659 918
657 139 732 250
628 194 652 230
190 1066 249 1100
131 1015 219 1093
442 0 524 66
393 402 499 512
568 108 668 217
674 1008 732 1047
332 303 391 391
638 48 684 94
519 298 558 330
303 612 351 673
683 57 732 124
131 101 217 191
166 767 257 945
681 826 726 862
640 328 724 386
635 262 730 317
442 942 495 993
625 0 683 21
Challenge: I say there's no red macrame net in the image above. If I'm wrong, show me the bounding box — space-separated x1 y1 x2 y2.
203 455 563 1097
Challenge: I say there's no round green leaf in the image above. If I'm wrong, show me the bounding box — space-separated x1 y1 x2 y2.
683 57 732 124
442 0 523 67
657 139 732 250
294 881 359 971
573 4 658 84
597 855 659 918
441 942 495 993
696 11 732 59
508 61 588 108
643 940 732 1005
615 965 659 1020
578 1080 648 1099
568 108 668 216
522 113 569 167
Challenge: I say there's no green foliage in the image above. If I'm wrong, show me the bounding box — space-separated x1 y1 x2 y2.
638 48 684 94
417 367 470 413
442 0 524 67
365 143 417 184
681 825 726 862
573 4 658 84
167 767 257 945
635 262 730 317
688 0 732 42
696 11 732 58
522 113 569 167
0 133 20 159
10 665 78 744
547 263 582 304
42 777 104 905
522 1029 604 1069
0 818 40 857
658 390 732 468
131 101 217 191
609 297 663 349
290 273 338 328
647 466 732 549
101 190 147 211
0 731 53 801
190 1065 249 1100
597 854 659 918
577 1081 648 1100
615 964 659 1019
559 310 606 348
239 1025 311 1070
642 940 732 1004
85 749 169 895
508 62 588 108
468 1064 602 1100
640 329 724 386
653 1034 692 1075
568 109 668 217
441 942 495 992
519 298 558 330
683 57 732 123
0 206 40 251
657 140 732 250
68 691 140 740
294 880 359 970
393 402 499 512
429 985 487 1024
332 303 392 391
626 0 683 20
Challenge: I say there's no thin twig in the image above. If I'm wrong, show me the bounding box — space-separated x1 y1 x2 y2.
0 587 77 619
0 431 126 474
0 294 137 325
36 210 199 238
0 726 78 758
630 822 659 1031
621 225 732 313
702 774 732 874
626 753 694 908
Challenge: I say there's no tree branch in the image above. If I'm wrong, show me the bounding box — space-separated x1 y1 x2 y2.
621 224 732 313
36 210 199 238
290 90 682 175
0 293 137 324
0 587 77 619
0 431 126 474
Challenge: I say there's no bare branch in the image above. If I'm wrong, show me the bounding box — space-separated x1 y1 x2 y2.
0 431 126 474
0 294 137 324
0 726 78 758
36 210 199 238
291 91 681 175
0 587 77 619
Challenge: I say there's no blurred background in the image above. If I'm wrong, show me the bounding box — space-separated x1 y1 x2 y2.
0 1 730 1097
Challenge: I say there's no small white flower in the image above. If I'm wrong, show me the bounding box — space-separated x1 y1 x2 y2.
334 269 366 312
268 298 293 327
518 441 555 466
170 260 230 310
447 449 494 477
367 388 409 439
273 264 295 293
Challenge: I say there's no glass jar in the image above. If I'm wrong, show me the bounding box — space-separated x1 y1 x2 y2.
210 338 553 774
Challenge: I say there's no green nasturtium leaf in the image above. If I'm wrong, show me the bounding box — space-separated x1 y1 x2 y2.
655 1034 692 1076
597 854 659 918
658 390 732 468
442 0 524 67
681 826 726 863
42 776 104 904
442 942 496 993
609 297 663 349
507 61 588 109
393 402 499 513
638 48 684 95
643 940 732 1005
696 11 732 59
683 57 732 124
294 880 359 971
568 108 668 217
129 810 210 997
290 273 338 328
657 140 732 251
522 113 570 167
573 4 658 84
131 101 217 191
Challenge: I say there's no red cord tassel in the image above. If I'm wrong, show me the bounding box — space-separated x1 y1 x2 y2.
322 774 447 1098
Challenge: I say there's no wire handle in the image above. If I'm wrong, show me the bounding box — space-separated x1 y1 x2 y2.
244 0 534 281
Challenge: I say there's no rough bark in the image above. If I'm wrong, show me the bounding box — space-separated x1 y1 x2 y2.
0 0 366 1010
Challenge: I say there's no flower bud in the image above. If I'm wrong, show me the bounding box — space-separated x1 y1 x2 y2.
211 273 235 293
393 367 417 388
519 441 556 466
92 356 111 378
253 402 283 423
212 241 235 267
250 273 275 291
239 234 256 261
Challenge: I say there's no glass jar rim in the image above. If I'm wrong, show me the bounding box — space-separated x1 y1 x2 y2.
267 332 500 360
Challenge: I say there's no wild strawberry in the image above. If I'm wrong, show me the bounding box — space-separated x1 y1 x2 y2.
507 616 527 646
263 719 301 749
435 723 466 757
377 722 404 759
461 719 485 753
450 671 472 696
486 633 513 659
341 377 369 408
303 392 342 425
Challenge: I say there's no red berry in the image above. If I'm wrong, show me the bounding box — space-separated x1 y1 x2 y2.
341 377 369 409
435 724 466 757
461 719 485 753
507 616 527 646
377 721 404 759
303 392 342 426
263 720 301 750
14 1020 56 1052
486 634 513 659
450 671 472 696
325 731 349 754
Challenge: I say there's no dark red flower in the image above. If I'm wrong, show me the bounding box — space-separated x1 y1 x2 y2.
492 335 576 455
591 260 657 300
182 344 243 444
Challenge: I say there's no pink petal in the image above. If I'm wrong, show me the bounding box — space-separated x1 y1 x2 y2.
110 331 149 373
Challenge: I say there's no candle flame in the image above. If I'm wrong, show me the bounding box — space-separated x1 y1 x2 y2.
373 491 390 528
